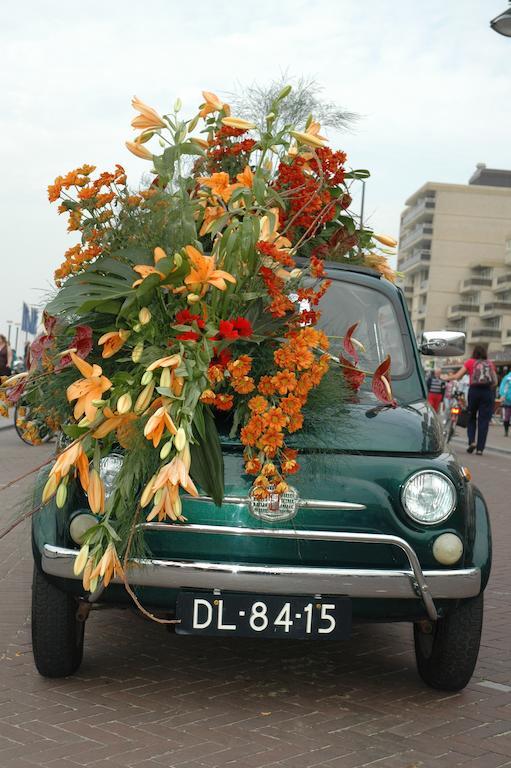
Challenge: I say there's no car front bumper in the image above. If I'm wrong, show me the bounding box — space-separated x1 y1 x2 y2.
41 522 482 622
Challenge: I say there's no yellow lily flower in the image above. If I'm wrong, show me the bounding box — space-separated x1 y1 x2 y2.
90 543 124 588
66 352 112 423
130 96 166 131
92 407 138 449
144 455 199 522
199 204 226 236
146 353 181 371
184 245 236 296
235 165 254 189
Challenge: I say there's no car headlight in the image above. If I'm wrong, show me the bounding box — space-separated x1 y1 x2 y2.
401 470 456 525
99 453 123 501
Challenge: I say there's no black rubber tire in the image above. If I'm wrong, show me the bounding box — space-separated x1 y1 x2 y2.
414 594 483 691
31 566 85 678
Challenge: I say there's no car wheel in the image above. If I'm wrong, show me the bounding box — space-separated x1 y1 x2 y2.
31 566 85 678
414 594 483 691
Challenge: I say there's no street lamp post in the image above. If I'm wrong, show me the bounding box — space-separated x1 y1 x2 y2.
490 4 511 36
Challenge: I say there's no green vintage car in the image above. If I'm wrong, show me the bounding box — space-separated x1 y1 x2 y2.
31 263 492 690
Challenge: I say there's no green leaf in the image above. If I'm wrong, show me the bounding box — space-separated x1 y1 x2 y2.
190 408 224 505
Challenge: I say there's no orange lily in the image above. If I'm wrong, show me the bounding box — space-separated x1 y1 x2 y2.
199 90 225 118
290 129 327 149
221 117 256 130
146 353 181 372
98 329 130 358
144 455 198 522
184 245 236 296
143 405 177 447
66 352 112 422
93 407 138 448
132 246 167 287
197 171 236 203
235 165 253 189
199 204 226 236
373 233 398 248
307 120 328 142
131 96 166 131
90 543 124 587
47 440 90 496
125 140 153 160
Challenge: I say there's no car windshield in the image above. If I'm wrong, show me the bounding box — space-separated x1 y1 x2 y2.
317 278 408 377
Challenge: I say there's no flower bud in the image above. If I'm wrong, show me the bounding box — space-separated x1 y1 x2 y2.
141 370 153 385
187 293 200 304
181 441 191 470
173 252 182 268
117 393 132 414
276 84 292 101
56 482 68 509
133 323 141 333
132 342 144 363
139 307 152 325
42 473 58 504
140 474 157 507
188 114 199 132
289 268 302 279
91 399 106 408
160 368 171 389
88 469 105 514
73 544 89 576
78 417 90 427
134 382 155 413
160 439 173 460
174 427 186 452
174 97 182 112
153 488 164 507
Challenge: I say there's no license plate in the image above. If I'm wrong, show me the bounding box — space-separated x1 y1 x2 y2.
175 592 351 639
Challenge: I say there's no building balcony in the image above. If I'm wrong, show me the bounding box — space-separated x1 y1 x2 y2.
403 284 413 297
468 328 502 342
401 198 436 228
399 223 434 253
459 277 493 293
417 279 429 294
447 304 480 320
493 274 511 293
480 301 511 318
502 330 511 346
397 249 431 274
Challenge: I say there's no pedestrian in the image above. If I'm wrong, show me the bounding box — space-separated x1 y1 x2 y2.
0 335 13 377
427 367 445 412
445 344 497 455
498 369 511 437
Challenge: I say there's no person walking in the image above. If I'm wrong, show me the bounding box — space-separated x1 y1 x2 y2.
427 367 446 412
445 345 497 455
0 335 12 376
498 369 511 437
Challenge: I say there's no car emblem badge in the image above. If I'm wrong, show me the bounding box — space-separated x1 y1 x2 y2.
249 485 299 522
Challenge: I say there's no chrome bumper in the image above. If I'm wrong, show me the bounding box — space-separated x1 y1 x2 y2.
41 523 481 622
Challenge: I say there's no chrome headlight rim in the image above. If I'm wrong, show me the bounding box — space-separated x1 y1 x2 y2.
401 469 457 526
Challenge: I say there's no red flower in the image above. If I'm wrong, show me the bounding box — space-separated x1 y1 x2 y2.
6 377 26 404
176 331 200 342
56 325 93 370
233 317 253 337
175 308 205 330
211 348 232 369
218 320 239 340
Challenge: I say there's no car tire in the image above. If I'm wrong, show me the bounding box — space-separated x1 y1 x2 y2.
413 594 483 691
31 566 85 678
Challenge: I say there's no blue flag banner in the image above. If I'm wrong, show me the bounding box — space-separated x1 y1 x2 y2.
30 307 38 335
21 302 30 333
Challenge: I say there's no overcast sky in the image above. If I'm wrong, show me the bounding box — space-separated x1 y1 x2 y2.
1 0 510 351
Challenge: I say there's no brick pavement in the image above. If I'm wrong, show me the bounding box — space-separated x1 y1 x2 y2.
0 430 510 768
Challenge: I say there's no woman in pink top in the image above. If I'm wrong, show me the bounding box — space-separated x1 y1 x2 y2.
445 344 497 455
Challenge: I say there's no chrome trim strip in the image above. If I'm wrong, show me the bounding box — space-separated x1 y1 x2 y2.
42 544 482 619
138 523 437 620
185 495 366 511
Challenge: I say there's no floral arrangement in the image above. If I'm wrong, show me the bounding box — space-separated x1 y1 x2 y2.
1 86 397 595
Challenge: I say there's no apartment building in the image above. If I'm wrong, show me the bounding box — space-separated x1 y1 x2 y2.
397 164 511 362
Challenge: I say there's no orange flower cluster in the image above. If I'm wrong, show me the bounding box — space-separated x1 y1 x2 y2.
49 165 128 285
238 328 330 496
